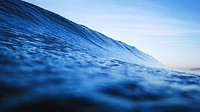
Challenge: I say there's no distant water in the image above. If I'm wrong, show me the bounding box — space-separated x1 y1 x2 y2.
185 70 200 75
1 0 200 112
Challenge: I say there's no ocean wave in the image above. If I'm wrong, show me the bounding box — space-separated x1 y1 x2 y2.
0 0 200 112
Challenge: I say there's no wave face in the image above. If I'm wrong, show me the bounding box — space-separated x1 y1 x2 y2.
0 0 200 112
0 0 162 67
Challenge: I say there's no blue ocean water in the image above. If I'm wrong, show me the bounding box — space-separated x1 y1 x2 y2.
0 0 200 112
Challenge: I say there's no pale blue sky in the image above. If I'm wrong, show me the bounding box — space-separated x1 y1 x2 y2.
25 0 200 69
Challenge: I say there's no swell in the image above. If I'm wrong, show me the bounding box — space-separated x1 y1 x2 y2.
0 0 162 67
1 1 200 112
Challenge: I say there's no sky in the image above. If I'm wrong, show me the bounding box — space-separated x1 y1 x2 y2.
24 0 200 69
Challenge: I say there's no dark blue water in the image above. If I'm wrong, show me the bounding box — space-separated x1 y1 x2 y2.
0 0 200 112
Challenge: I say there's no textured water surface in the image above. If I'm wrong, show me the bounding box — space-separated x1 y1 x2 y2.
0 0 200 112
